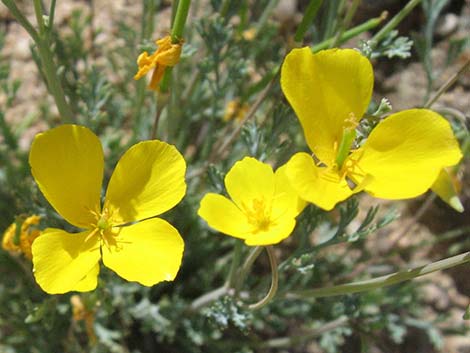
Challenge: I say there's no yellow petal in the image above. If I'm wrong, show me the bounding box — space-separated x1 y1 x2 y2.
286 152 353 211
32 228 101 294
198 193 252 239
105 140 187 224
431 168 464 212
272 164 306 220
244 218 296 246
355 109 462 199
73 263 100 292
281 48 373 164
101 218 184 286
225 157 275 211
29 125 103 228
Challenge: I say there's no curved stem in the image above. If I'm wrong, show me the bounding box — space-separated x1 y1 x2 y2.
287 251 470 299
248 246 278 310
235 246 263 293
226 240 243 288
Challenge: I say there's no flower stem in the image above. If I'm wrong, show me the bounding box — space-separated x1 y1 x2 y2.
424 58 470 108
294 0 323 44
171 0 191 42
330 0 360 48
370 0 422 46
248 246 278 310
36 39 73 122
287 251 470 299
235 246 264 293
311 12 387 52
159 0 192 93
226 240 243 288
3 0 73 122
1 0 39 41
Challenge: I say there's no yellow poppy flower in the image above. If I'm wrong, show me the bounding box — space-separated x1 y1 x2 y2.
134 35 183 91
281 48 462 211
29 125 186 294
198 157 305 246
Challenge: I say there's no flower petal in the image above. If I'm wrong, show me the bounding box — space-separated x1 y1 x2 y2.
29 125 103 228
32 228 101 294
73 263 100 292
356 109 462 199
105 140 186 224
225 157 275 211
286 152 353 211
198 193 252 239
102 218 184 286
281 48 373 164
431 168 464 212
272 164 306 220
244 218 296 246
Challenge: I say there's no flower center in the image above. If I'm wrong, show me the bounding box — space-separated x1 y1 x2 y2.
244 198 272 232
88 206 121 252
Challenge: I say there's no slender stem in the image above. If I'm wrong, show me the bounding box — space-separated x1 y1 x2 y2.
294 0 323 43
287 251 470 299
248 246 279 310
370 0 422 45
311 13 386 52
32 0 46 34
235 246 264 293
189 285 228 311
49 0 57 29
226 241 243 288
330 0 361 48
424 58 470 108
1 0 39 42
36 41 73 122
171 0 191 42
4 0 73 122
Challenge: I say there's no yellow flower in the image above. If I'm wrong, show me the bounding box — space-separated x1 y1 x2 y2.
198 157 305 246
2 215 41 259
134 35 183 91
29 124 186 294
223 99 250 122
281 48 462 210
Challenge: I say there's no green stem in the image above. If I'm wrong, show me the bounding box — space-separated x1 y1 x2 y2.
330 0 360 48
235 246 264 293
36 36 73 122
294 0 323 43
248 246 278 310
287 251 470 299
32 0 46 34
370 0 421 45
311 13 386 52
11 0 73 122
1 0 39 42
424 58 470 109
226 240 243 289
171 0 191 42
159 0 191 93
